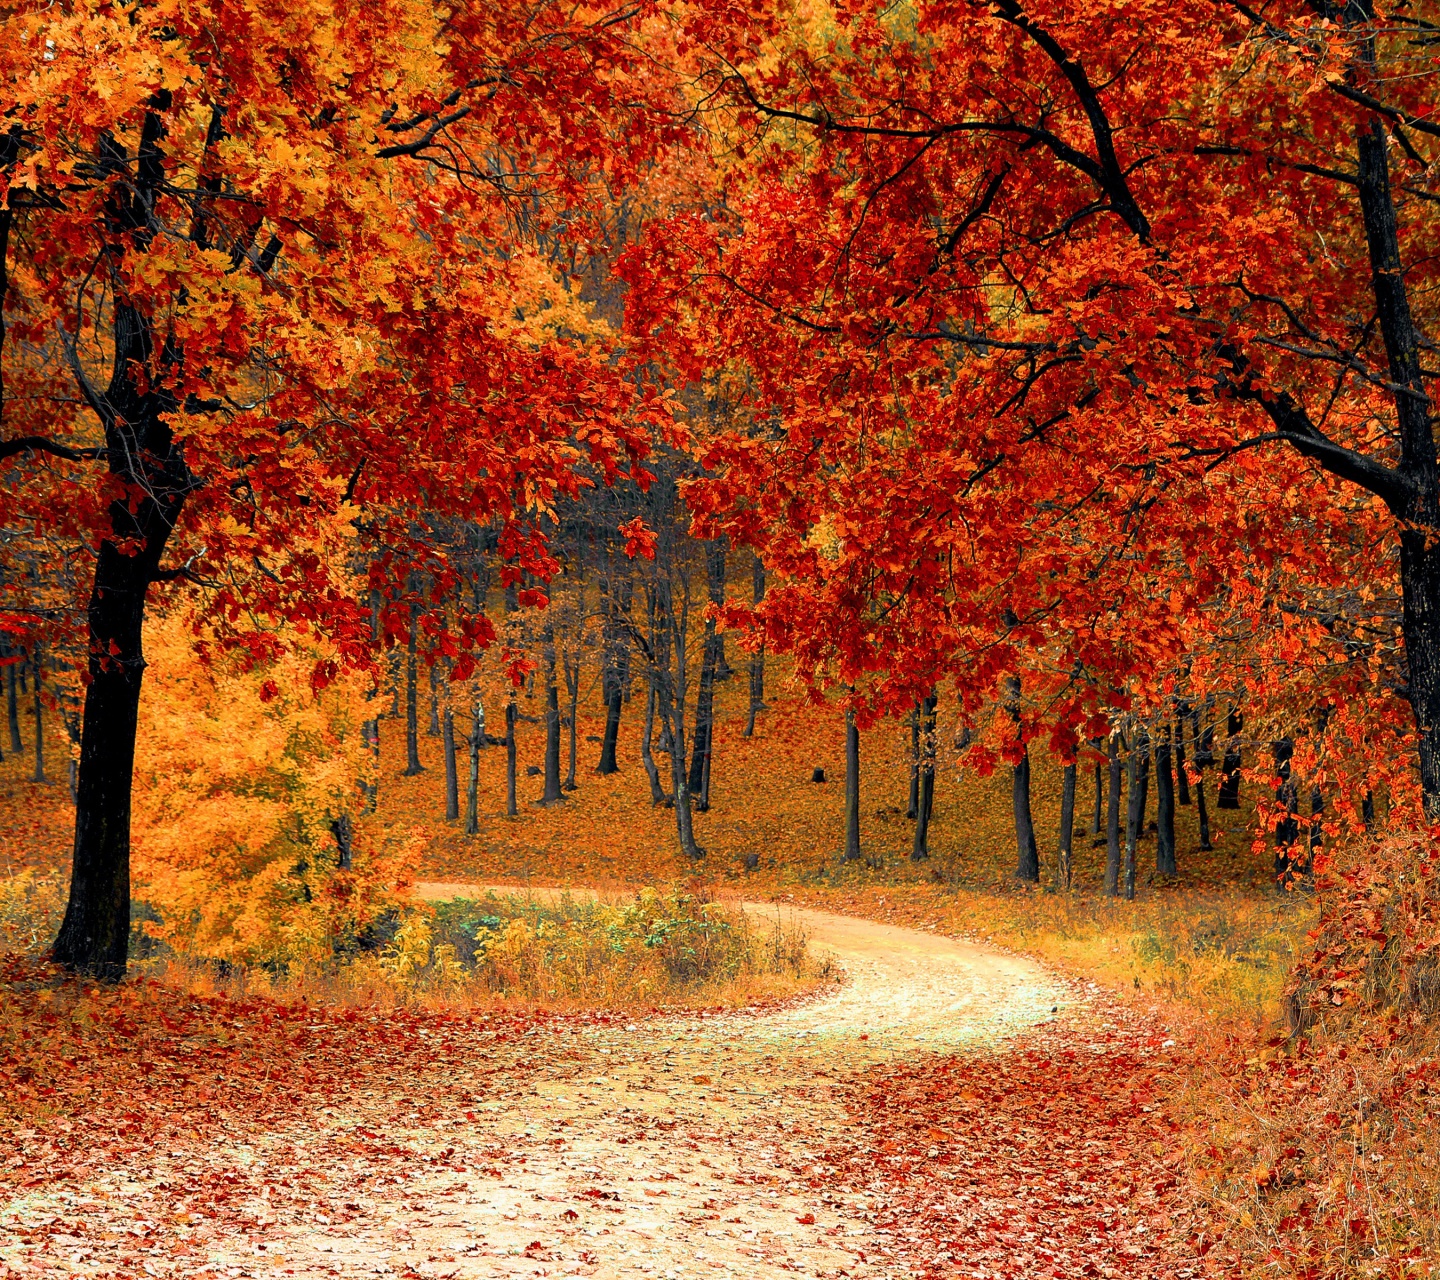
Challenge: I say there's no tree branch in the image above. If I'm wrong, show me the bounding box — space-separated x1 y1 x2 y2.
0 436 106 463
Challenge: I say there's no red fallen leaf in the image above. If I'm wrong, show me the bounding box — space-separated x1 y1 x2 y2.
562 1208 579 1221
796 1213 816 1225
926 1127 953 1142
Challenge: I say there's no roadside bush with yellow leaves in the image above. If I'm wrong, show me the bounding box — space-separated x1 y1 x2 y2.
346 887 825 1008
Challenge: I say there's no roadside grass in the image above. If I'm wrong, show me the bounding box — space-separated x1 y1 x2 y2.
160 886 827 1012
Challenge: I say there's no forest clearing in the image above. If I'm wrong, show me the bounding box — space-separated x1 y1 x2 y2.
4 0 1440 1276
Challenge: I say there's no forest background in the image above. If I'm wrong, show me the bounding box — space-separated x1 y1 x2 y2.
3 0 1440 1275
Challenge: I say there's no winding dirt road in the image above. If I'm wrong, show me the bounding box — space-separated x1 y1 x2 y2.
205 885 1066 1279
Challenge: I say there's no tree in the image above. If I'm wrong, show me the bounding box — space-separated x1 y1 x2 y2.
910 694 938 861
1057 762 1076 890
630 0 1440 831
843 704 862 863
1 0 671 975
1007 677 1039 883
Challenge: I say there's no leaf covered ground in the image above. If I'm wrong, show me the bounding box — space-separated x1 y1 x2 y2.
0 906 1200 1280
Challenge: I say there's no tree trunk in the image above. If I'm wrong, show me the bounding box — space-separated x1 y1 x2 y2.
1217 708 1242 809
563 643 580 791
907 704 921 819
656 676 702 859
1091 754 1104 835
330 813 353 869
1124 730 1151 901
689 542 726 810
1057 762 1076 889
427 663 442 736
1155 726 1177 876
403 609 424 775
843 706 862 862
1307 784 1324 871
1273 738 1300 888
910 694 937 860
542 627 563 804
688 627 719 810
1105 732 1123 897
1362 788 1376 831
1013 748 1039 881
1192 706 1214 850
31 652 46 784
53 149 193 978
598 573 625 774
6 656 19 754
1174 713 1191 805
465 693 483 836
442 705 459 820
744 557 766 738
1006 677 1037 881
1350 112 1440 817
505 698 518 817
640 677 667 805
599 675 623 774
53 549 156 979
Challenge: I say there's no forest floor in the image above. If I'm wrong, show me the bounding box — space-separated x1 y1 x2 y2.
1 893 1196 1280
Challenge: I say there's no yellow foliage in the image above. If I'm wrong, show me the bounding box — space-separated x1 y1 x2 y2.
131 609 416 968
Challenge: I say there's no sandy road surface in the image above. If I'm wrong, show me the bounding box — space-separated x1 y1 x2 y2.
219 883 1060 1280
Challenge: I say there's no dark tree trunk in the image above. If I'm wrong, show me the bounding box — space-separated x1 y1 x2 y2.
1349 113 1440 817
1174 713 1191 805
1307 784 1325 870
1105 733 1123 897
505 698 518 818
1193 707 1214 850
1155 727 1177 876
843 706 862 862
563 645 580 792
1217 708 1243 809
1057 762 1076 889
688 630 719 810
31 652 46 784
53 548 156 979
640 677 666 805
6 657 20 755
427 663 442 736
403 609 424 775
542 627 563 804
907 704 921 819
1013 748 1039 882
1362 788 1376 831
1091 752 1104 835
744 557 766 738
1006 677 1038 881
688 542 725 810
598 572 626 774
443 705 459 820
330 812 353 870
54 106 194 979
910 694 937 861
1272 737 1300 888
465 694 483 836
1124 730 1151 901
599 676 623 774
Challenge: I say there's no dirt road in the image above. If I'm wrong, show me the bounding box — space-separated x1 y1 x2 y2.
200 885 1063 1279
